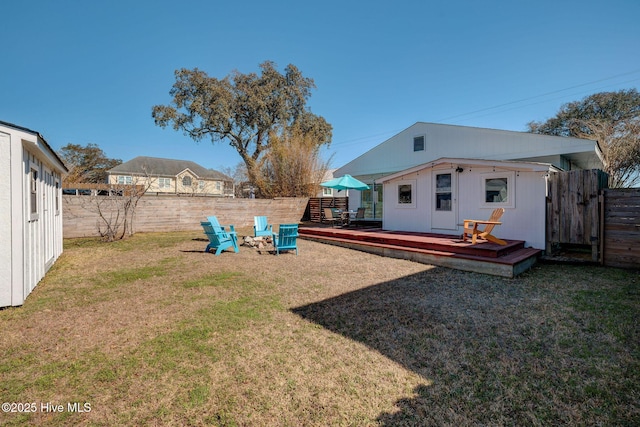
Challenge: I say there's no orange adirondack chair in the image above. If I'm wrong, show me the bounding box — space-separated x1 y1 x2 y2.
463 208 507 245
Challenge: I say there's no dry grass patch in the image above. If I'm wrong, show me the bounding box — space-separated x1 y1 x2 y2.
0 230 638 426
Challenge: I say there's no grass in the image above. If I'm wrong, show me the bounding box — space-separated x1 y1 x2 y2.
0 230 638 426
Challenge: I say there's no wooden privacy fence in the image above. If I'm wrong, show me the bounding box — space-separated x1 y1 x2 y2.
305 197 349 222
546 169 640 269
63 195 309 238
546 169 609 261
602 189 640 269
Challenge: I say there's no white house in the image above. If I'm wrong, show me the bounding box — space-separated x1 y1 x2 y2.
379 157 561 249
334 122 603 221
317 168 337 198
1 121 68 307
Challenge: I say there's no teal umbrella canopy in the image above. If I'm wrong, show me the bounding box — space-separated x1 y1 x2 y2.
320 174 370 191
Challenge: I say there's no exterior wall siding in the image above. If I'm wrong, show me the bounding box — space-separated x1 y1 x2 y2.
337 122 601 177
382 164 547 249
0 123 66 307
0 132 11 307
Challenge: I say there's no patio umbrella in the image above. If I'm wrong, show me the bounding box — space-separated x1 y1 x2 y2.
320 174 370 191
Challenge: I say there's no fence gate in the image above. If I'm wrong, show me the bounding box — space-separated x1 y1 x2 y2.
546 169 609 261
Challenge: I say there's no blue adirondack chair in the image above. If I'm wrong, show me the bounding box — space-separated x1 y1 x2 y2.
273 223 299 255
207 216 226 230
254 216 273 238
201 217 239 255
207 215 236 235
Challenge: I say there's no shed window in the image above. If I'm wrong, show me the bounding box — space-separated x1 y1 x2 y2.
30 168 38 216
55 180 60 214
413 135 425 152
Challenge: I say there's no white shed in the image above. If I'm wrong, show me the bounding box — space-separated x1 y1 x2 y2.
378 158 560 250
1 121 68 307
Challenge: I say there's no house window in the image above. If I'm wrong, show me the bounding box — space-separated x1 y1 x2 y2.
322 187 333 196
117 175 132 185
30 167 38 217
182 176 192 187
435 173 452 211
413 135 425 152
481 171 515 208
158 178 171 189
200 180 206 190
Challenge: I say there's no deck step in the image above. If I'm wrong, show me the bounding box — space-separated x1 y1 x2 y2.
299 228 541 278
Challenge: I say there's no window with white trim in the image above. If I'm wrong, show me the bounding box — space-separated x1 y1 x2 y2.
30 167 39 218
158 177 171 189
55 179 60 214
396 180 416 208
481 171 515 208
322 187 333 196
117 175 132 185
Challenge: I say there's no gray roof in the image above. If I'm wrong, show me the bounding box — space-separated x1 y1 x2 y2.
108 156 232 181
0 120 68 173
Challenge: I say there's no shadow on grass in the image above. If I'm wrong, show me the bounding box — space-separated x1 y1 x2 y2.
291 267 504 424
290 266 636 425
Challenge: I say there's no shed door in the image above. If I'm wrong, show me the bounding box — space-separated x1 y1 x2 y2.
43 166 55 269
431 170 457 230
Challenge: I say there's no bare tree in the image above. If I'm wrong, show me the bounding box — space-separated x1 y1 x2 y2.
220 162 250 198
75 177 150 242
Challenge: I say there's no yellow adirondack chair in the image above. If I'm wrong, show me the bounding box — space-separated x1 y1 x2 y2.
463 208 507 245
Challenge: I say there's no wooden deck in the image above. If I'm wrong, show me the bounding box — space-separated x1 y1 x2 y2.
298 226 541 278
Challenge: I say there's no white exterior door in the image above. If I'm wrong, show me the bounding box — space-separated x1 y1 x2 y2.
43 166 55 269
431 170 457 230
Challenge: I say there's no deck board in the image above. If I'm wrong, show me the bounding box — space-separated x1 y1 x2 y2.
299 226 541 277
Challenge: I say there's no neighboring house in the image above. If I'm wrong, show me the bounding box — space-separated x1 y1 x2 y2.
107 156 234 196
317 169 337 197
1 121 68 307
334 122 603 221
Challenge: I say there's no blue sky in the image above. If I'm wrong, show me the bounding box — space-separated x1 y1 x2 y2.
2 0 639 172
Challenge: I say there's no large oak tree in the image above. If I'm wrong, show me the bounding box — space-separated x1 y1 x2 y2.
152 61 332 197
527 89 640 188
